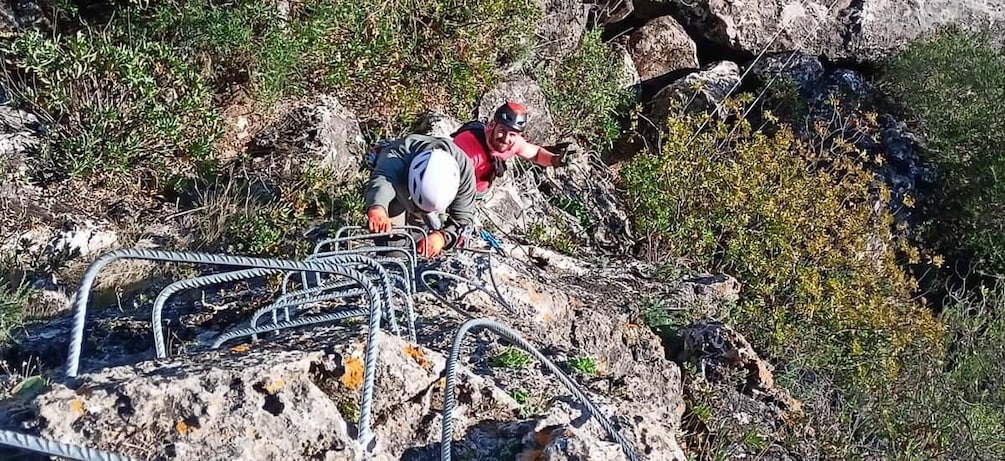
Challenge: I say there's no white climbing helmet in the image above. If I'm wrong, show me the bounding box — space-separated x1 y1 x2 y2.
408 148 459 228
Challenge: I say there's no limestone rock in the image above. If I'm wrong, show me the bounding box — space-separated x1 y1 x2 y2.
648 60 742 121
250 95 365 181
627 16 699 81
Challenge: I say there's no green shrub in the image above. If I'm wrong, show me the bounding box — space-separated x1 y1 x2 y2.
567 356 597 375
879 26 1005 275
537 29 635 150
875 282 1005 459
1 29 221 183
489 347 533 368
140 0 541 118
621 97 944 388
3 0 541 186
0 280 31 344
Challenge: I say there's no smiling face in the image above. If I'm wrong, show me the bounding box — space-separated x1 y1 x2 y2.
486 120 521 154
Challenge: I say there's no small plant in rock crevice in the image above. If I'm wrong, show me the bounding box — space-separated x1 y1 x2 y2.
567 356 597 375
489 347 533 369
0 280 32 345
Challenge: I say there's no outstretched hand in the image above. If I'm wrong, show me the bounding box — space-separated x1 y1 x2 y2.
548 141 578 167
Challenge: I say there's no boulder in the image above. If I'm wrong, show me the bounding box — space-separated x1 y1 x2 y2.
648 60 742 121
594 0 635 24
610 41 642 100
249 95 365 182
412 111 463 139
534 0 591 63
0 0 46 35
626 16 700 81
1 104 44 181
747 50 826 98
670 0 1005 63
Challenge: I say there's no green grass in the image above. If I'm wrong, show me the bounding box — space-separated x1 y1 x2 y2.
1 28 221 184
567 356 597 375
489 347 533 368
0 280 31 344
525 221 577 255
2 0 541 192
879 25 1005 275
536 29 635 151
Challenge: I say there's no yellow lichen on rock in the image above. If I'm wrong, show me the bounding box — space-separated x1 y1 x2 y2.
340 356 364 390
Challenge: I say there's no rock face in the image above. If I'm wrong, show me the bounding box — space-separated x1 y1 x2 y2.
250 95 365 181
611 41 643 99
477 141 633 251
648 60 742 121
477 75 557 145
626 16 700 81
412 111 463 139
674 320 809 459
670 0 1005 62
0 104 43 180
0 0 45 34
534 0 591 63
748 52 935 225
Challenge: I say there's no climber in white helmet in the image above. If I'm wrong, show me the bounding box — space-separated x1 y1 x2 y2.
364 134 476 258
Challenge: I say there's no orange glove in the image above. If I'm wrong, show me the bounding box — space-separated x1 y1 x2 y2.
367 206 392 233
417 231 446 258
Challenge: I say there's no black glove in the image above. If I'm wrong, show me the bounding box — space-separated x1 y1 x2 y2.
548 141 577 167
491 155 507 179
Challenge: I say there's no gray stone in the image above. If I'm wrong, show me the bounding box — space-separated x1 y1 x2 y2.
748 51 826 97
669 0 1005 63
594 0 635 24
1 105 43 181
534 0 591 63
611 41 642 101
649 60 742 120
250 95 365 182
627 16 699 81
412 111 463 139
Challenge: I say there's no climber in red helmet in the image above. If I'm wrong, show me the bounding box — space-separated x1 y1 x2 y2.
451 101 575 197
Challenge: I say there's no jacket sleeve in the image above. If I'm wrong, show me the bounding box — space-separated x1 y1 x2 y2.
440 150 478 248
364 139 408 210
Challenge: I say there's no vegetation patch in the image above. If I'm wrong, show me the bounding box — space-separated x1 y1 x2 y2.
878 25 1005 275
536 29 635 151
489 347 533 369
621 95 945 456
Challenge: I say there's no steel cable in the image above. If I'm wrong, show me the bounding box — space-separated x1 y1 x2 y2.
66 249 384 378
440 318 639 461
262 275 400 339
0 429 139 461
309 247 417 293
211 308 370 349
152 267 283 358
418 269 518 317
64 249 386 447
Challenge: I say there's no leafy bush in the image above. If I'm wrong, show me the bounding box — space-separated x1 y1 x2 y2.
879 26 1005 275
621 97 944 388
139 0 541 118
0 280 31 344
1 29 221 183
537 29 635 150
490 347 533 368
2 0 541 186
874 282 1005 459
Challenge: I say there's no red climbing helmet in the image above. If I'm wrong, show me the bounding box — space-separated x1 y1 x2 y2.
492 101 529 132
